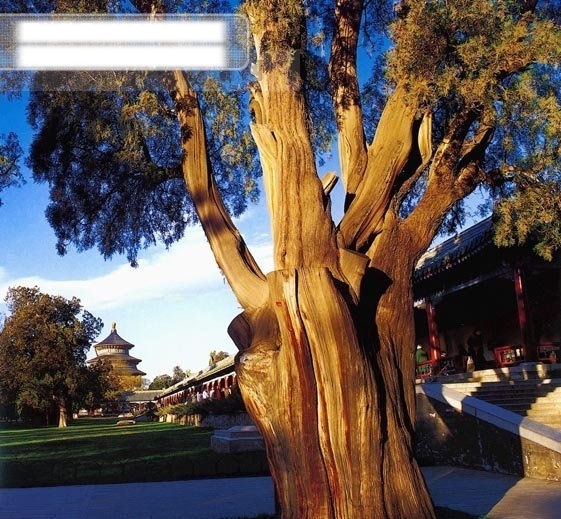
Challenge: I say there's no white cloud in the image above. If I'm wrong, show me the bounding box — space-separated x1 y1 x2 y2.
0 226 273 314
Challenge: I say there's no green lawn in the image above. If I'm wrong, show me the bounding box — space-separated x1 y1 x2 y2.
0 418 269 488
0 419 481 518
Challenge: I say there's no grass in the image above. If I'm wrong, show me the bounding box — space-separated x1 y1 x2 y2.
0 417 269 488
0 419 485 518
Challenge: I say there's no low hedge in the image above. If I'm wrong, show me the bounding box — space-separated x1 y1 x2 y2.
157 394 246 418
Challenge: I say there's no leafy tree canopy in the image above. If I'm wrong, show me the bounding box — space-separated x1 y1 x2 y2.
389 1 561 257
13 0 561 264
148 373 174 390
0 132 23 205
209 350 230 365
0 286 103 426
148 365 191 389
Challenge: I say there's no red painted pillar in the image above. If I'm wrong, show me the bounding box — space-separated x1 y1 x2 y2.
514 267 536 361
426 300 441 361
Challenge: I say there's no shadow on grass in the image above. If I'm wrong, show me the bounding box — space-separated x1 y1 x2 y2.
0 418 269 488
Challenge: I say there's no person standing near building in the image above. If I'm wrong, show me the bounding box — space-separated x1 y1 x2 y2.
467 330 485 370
415 344 429 364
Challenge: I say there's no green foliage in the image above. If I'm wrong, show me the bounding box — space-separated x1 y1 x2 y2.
209 349 230 365
27 67 261 265
75 359 121 412
149 374 174 390
184 393 246 416
494 179 561 261
385 1 561 251
157 393 246 417
10 0 561 263
148 366 188 389
171 365 188 384
388 1 561 109
0 132 23 206
0 287 103 424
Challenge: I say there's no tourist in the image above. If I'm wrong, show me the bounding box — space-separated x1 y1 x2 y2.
467 330 485 370
415 344 429 364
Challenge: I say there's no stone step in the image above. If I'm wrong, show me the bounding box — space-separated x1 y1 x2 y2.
447 385 561 397
529 401 561 411
524 409 561 420
442 378 561 423
469 392 561 404
444 383 554 393
475 396 536 405
539 416 561 425
468 391 540 400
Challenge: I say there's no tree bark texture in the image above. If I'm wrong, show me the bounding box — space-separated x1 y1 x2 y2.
169 0 503 516
231 267 435 518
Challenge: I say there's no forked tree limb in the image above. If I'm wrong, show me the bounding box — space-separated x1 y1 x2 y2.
393 110 433 210
170 70 268 310
338 84 419 251
404 114 492 255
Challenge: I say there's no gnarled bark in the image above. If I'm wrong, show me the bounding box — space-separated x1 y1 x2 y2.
231 267 434 519
171 2 511 517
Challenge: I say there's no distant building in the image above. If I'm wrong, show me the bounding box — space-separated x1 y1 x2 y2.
88 323 146 389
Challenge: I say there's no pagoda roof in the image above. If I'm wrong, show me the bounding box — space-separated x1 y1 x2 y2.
89 353 143 363
95 323 135 348
88 355 146 376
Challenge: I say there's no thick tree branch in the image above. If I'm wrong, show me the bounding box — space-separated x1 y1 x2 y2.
169 70 268 310
338 84 420 251
246 1 339 271
405 115 493 255
329 0 368 200
393 111 433 210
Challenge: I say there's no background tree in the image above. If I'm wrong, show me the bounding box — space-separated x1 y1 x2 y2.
148 373 174 390
209 350 230 365
20 0 561 517
171 365 187 384
75 359 121 415
0 287 103 427
148 365 191 389
0 132 22 206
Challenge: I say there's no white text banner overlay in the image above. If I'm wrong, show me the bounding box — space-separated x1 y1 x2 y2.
0 14 248 71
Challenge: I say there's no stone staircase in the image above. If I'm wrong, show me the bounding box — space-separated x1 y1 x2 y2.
442 377 561 429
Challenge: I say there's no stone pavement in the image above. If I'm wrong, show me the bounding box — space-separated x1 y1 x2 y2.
1 466 561 518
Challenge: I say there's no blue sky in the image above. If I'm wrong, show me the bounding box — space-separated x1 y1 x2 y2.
0 93 277 381
0 91 480 382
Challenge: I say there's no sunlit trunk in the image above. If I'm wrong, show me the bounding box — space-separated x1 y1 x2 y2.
58 400 68 428
232 267 435 519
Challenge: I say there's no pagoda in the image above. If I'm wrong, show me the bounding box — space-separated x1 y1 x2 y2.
88 323 146 387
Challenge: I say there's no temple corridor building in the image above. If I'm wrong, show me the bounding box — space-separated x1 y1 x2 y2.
414 217 561 368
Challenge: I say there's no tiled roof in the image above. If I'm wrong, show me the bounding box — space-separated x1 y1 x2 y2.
414 217 494 282
95 324 135 348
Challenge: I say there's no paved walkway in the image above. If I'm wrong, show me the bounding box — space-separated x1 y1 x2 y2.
1 466 561 518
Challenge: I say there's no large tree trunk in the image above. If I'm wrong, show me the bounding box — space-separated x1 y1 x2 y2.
230 265 435 519
172 2 445 515
58 399 68 428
